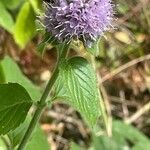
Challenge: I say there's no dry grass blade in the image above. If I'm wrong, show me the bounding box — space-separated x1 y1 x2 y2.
125 101 150 124
101 54 150 83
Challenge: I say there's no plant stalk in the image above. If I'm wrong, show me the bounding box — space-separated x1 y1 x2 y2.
17 43 69 150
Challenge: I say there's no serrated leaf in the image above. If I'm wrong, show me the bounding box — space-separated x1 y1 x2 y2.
0 56 41 101
54 57 101 127
0 1 14 33
2 0 23 10
0 83 32 135
14 2 36 48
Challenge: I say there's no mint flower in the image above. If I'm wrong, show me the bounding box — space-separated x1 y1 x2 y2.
44 0 114 47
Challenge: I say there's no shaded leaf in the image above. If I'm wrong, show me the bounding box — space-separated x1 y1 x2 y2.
113 120 150 150
0 83 32 135
90 120 150 150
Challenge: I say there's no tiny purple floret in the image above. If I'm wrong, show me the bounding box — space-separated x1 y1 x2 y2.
44 0 114 47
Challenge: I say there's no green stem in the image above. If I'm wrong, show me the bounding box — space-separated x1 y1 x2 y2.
17 43 69 150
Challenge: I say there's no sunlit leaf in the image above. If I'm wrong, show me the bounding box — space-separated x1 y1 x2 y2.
2 0 23 10
0 137 7 150
29 0 42 13
0 1 14 33
14 2 36 48
54 57 101 127
0 64 5 83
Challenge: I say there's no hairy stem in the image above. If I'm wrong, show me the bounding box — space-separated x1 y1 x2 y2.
17 43 69 150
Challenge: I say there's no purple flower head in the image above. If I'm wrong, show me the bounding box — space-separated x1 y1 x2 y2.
44 0 114 47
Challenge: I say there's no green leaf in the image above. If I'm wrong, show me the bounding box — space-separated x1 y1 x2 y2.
8 117 30 148
90 127 125 150
14 2 36 48
0 1 14 33
8 118 50 149
0 64 5 83
0 56 41 101
2 0 24 10
91 135 127 150
0 83 32 135
70 142 85 150
0 137 7 150
29 0 42 13
90 120 150 150
132 143 150 150
26 125 50 150
113 120 150 150
54 57 101 127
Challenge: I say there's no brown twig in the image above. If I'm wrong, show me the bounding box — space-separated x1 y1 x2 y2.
100 84 112 137
97 74 112 137
101 54 150 83
119 90 129 121
109 96 137 106
117 0 150 24
125 101 150 124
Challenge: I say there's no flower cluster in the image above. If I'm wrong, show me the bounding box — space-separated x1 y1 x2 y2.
44 0 114 47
